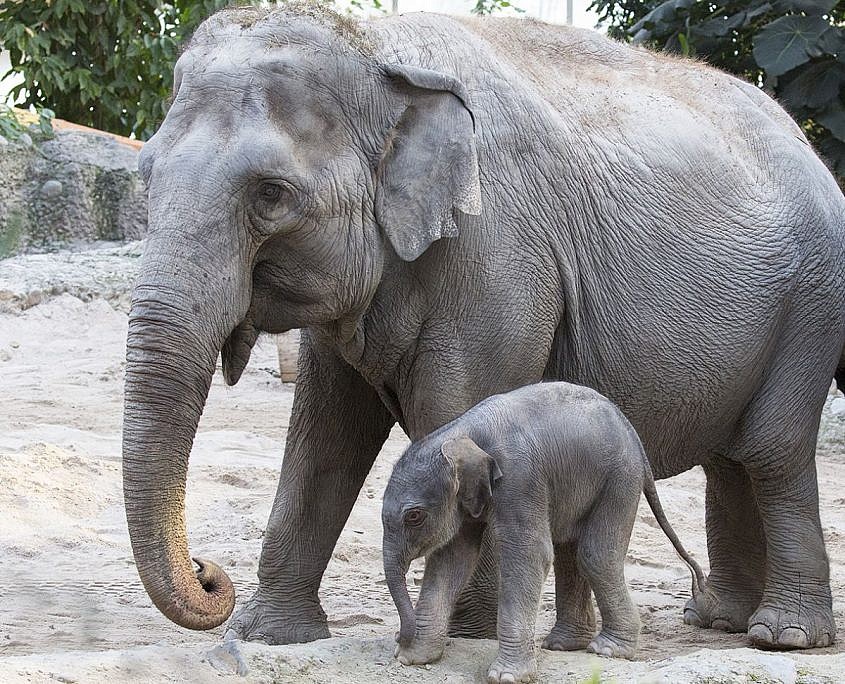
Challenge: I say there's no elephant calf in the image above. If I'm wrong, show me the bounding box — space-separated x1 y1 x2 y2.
382 382 705 683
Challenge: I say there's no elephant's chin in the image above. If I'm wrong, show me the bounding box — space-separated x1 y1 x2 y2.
221 318 259 385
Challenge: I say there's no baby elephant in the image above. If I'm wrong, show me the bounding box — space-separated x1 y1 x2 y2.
382 382 704 683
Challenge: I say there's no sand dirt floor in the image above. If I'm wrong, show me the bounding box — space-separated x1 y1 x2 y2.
1 244 845 683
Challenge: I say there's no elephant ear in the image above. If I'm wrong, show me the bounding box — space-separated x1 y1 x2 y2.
376 64 482 262
442 436 502 519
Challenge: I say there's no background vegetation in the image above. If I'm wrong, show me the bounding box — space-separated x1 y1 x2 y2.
589 0 844 182
0 1 229 140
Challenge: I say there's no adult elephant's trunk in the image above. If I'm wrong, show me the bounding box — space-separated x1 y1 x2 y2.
122 227 249 630
384 549 416 644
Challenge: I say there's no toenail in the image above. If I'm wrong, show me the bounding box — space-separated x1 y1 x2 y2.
683 608 703 627
778 627 810 649
748 623 775 646
710 618 732 632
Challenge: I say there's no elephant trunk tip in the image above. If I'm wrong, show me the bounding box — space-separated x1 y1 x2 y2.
144 556 236 631
191 557 236 627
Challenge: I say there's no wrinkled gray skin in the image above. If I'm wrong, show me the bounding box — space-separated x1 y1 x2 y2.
383 383 707 683
123 5 845 649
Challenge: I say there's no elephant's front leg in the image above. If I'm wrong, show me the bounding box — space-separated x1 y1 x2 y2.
397 526 483 665
226 335 394 644
488 523 553 683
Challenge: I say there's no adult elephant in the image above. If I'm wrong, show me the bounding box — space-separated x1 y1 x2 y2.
123 5 845 650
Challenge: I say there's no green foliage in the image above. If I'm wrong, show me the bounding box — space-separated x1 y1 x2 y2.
589 0 845 181
0 0 230 140
347 0 386 14
0 104 54 142
471 0 524 15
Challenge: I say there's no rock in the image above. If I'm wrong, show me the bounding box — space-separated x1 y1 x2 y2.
17 132 32 148
0 241 142 312
0 129 146 257
40 180 63 198
830 397 845 418
206 641 249 676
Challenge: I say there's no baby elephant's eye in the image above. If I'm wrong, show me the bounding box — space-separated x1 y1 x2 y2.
403 508 427 527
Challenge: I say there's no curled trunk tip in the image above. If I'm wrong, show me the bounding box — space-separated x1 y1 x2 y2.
194 557 236 610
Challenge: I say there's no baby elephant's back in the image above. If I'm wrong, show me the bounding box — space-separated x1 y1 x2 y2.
489 382 647 506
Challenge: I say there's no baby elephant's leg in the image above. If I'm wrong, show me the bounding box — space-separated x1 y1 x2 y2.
542 541 596 651
578 487 640 659
488 525 553 684
397 526 483 665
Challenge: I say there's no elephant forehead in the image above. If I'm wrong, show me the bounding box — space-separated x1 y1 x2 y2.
176 44 358 153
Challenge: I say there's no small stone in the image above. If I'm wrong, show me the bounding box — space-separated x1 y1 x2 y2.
17 132 33 147
41 179 63 197
206 641 249 676
9 341 20 349
830 397 845 417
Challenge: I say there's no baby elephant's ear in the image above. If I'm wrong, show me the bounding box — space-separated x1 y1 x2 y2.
441 436 503 519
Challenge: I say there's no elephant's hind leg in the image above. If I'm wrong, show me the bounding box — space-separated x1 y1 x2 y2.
683 456 765 633
542 541 595 651
743 424 834 649
448 527 499 639
724 350 834 649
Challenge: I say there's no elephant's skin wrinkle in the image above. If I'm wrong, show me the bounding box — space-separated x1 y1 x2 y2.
123 6 845 649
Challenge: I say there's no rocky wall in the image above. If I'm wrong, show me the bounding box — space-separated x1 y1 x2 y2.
0 130 146 257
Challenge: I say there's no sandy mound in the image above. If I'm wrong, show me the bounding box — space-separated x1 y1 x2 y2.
1 256 844 682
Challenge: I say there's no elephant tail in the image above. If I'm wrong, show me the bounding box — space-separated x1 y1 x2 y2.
640 452 707 599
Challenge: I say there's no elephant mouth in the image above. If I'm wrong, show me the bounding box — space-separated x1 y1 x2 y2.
221 317 259 386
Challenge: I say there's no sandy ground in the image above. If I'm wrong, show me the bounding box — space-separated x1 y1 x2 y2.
1 245 845 683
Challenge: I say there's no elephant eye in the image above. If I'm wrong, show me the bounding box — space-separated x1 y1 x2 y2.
257 181 287 202
403 508 427 527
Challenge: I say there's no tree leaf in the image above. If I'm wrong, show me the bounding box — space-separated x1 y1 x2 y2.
630 0 695 41
753 15 833 76
779 59 845 110
817 101 845 140
772 0 838 15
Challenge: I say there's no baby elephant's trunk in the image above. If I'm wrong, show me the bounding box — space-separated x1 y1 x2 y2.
384 550 416 645
641 457 708 597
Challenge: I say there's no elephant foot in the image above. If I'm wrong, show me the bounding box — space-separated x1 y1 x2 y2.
448 598 498 639
395 637 445 666
747 604 834 650
487 653 537 683
541 622 594 651
225 589 330 645
586 631 637 660
683 585 757 633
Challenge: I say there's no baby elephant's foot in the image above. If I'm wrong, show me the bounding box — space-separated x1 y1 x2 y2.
587 631 637 659
395 637 445 666
541 623 593 651
486 654 537 684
